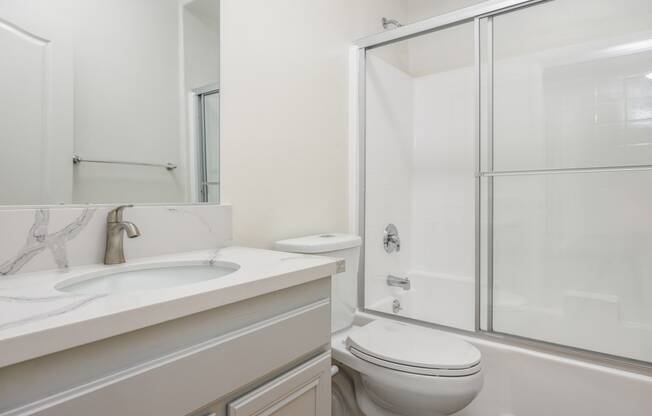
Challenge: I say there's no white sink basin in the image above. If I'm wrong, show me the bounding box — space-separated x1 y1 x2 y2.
56 261 240 295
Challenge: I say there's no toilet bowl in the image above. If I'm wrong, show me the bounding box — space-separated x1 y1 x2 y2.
334 320 483 416
275 234 483 416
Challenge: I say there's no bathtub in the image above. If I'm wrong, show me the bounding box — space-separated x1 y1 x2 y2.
368 270 652 362
340 313 652 416
369 271 477 330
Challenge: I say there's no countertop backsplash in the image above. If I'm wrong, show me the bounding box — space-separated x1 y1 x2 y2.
0 205 232 276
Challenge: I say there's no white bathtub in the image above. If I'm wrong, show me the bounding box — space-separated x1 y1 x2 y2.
347 313 652 416
368 270 652 362
369 271 477 330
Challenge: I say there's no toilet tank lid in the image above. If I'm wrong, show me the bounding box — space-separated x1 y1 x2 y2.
275 233 361 254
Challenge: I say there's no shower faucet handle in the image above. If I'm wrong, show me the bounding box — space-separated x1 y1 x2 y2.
384 224 401 253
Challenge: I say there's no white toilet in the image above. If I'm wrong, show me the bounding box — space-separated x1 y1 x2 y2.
275 234 483 416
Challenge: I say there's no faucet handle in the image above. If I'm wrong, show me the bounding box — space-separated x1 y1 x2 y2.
107 204 134 223
383 223 401 253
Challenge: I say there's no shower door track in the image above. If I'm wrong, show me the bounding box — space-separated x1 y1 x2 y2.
351 0 652 374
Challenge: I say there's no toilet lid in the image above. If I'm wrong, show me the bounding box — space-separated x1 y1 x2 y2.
349 346 481 376
346 320 481 371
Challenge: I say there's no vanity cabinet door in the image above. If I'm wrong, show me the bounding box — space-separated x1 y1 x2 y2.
228 352 331 416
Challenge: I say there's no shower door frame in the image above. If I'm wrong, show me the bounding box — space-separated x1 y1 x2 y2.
351 0 652 374
196 87 221 203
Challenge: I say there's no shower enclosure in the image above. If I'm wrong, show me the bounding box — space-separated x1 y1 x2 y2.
357 0 652 368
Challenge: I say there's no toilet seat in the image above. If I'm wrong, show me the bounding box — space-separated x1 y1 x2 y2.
349 347 480 376
345 320 481 377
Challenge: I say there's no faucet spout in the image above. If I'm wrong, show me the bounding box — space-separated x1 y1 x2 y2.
120 221 141 238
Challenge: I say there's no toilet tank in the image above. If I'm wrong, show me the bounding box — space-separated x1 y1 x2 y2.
275 234 361 333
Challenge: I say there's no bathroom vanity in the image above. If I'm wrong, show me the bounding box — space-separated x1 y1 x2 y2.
0 248 340 416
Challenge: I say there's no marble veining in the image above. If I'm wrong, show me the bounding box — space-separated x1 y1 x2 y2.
0 205 232 276
0 294 83 303
0 209 96 276
167 207 217 236
207 248 220 265
0 294 105 332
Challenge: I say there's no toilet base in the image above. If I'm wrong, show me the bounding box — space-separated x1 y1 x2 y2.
358 369 482 416
351 371 414 416
332 326 483 416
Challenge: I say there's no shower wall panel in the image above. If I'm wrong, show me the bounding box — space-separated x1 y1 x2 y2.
364 22 476 331
364 54 414 309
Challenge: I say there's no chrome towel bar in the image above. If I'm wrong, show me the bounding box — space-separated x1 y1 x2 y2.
72 154 177 170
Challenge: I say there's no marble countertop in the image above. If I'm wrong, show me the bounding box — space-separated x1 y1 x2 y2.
0 247 342 368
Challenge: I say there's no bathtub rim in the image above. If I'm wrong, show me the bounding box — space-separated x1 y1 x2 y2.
353 309 652 378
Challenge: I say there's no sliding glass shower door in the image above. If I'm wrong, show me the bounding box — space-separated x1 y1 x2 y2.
362 0 652 365
480 0 652 363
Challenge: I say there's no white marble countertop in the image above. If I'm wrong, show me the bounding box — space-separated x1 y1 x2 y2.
0 246 342 369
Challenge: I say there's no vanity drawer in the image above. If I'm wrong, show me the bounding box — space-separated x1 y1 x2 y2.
2 299 330 416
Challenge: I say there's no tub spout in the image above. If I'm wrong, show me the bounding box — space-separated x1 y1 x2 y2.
387 274 411 290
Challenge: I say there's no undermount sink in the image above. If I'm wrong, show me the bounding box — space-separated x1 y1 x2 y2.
56 261 240 295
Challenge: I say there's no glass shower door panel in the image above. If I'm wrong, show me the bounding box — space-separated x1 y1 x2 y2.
491 171 652 362
364 22 476 331
491 0 652 172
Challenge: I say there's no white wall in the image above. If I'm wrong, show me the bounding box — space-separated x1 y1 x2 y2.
183 0 219 90
404 0 488 24
220 0 410 248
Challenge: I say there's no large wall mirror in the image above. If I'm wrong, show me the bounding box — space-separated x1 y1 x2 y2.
0 0 220 206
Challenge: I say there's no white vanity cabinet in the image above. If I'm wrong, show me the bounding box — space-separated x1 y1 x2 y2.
0 278 332 416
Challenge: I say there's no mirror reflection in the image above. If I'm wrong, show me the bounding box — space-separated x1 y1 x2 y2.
0 0 220 205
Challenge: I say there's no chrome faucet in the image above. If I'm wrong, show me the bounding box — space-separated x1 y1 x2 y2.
104 205 141 265
387 274 411 290
383 224 401 253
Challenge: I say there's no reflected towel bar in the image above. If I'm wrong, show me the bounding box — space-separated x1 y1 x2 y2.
72 154 177 170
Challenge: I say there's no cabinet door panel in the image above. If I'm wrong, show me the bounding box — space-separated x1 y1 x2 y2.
228 352 331 416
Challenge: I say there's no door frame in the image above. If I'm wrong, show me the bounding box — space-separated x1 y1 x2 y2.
188 84 220 203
